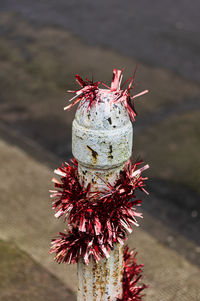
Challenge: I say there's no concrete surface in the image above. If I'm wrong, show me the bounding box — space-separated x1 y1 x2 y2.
0 5 200 300
0 11 199 253
0 12 200 198
1 0 200 82
0 133 199 300
0 239 75 301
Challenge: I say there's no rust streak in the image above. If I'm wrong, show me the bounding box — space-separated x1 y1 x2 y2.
108 144 113 159
87 145 98 161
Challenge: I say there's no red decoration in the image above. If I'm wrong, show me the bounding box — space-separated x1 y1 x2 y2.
50 158 149 264
118 247 148 301
51 68 149 299
64 69 148 121
64 75 101 111
50 228 126 265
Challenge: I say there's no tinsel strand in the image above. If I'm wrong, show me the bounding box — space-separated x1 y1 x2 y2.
64 69 148 122
50 68 149 300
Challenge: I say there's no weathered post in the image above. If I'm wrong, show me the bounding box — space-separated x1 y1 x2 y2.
72 89 133 300
50 69 149 301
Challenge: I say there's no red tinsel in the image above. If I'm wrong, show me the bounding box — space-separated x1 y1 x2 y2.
50 158 149 264
118 247 148 301
64 75 101 111
50 228 126 265
50 238 147 300
51 67 149 299
64 69 148 121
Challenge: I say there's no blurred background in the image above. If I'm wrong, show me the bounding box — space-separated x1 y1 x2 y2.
0 1 199 300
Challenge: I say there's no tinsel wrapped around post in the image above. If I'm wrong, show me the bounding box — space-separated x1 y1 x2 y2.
49 69 149 300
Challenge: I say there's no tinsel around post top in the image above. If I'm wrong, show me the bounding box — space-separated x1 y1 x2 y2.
64 68 148 122
50 68 149 300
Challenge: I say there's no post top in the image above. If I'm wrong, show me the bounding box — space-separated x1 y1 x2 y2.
72 89 133 168
75 89 131 131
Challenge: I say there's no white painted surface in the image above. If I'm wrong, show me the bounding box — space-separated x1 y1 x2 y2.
72 89 133 300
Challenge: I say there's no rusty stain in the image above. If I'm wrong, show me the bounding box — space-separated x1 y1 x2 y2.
83 283 87 300
100 259 106 297
108 144 113 159
107 117 112 125
112 246 120 288
119 245 124 291
93 260 105 300
87 145 98 162
82 263 88 301
87 110 91 119
104 257 111 298
92 262 97 300
105 170 114 182
78 240 123 299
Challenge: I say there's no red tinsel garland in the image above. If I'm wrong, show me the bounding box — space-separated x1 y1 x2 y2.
50 228 126 265
118 247 148 301
51 68 149 300
64 75 101 111
64 69 148 122
50 158 149 264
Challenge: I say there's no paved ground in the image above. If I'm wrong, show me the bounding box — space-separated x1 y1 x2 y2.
0 11 199 237
0 4 199 300
1 0 200 82
0 239 75 301
0 136 199 300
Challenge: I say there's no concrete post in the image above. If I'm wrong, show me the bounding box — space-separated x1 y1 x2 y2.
72 89 133 300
